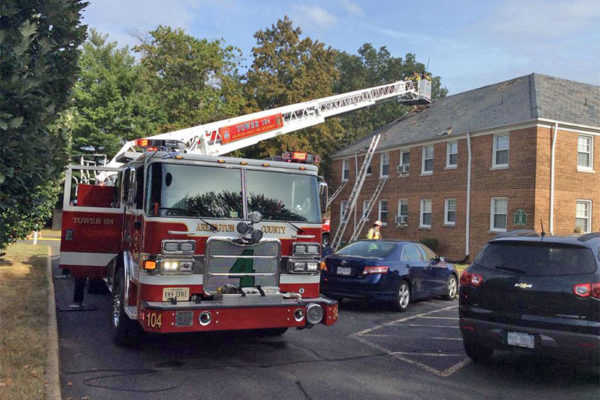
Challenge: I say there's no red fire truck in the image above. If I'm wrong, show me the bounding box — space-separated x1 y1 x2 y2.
59 79 431 345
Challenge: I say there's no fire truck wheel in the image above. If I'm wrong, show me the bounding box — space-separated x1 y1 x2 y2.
111 270 141 346
258 328 288 336
322 233 330 247
87 278 108 295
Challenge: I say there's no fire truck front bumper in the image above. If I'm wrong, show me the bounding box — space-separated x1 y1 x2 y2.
139 296 338 333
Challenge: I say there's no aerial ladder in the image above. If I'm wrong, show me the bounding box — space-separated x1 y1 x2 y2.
107 78 431 166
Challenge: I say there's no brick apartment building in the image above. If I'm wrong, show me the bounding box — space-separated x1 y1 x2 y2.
329 73 600 260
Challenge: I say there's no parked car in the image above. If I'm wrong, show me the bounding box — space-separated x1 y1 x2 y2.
320 240 458 311
459 232 600 365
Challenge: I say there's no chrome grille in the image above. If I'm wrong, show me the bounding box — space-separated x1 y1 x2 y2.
204 237 280 295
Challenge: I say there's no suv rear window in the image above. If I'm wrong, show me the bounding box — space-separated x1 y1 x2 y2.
473 241 597 276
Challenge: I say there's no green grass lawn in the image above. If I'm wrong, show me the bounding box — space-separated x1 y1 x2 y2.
0 242 50 399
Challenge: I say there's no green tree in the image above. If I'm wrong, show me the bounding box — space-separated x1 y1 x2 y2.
242 16 343 170
0 0 87 251
134 26 245 131
335 43 447 148
71 29 164 157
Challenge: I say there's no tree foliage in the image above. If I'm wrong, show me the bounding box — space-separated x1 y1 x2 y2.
134 26 246 131
0 0 87 250
242 16 343 170
70 29 163 156
335 43 447 148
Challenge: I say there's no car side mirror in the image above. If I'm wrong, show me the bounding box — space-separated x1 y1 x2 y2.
318 179 328 215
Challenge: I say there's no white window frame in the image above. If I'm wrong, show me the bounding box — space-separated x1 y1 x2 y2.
378 200 388 226
576 200 592 234
421 145 434 175
420 199 432 228
397 199 408 225
380 152 390 177
342 159 350 181
444 198 456 226
577 135 594 171
362 200 371 219
340 200 348 221
446 141 458 169
490 197 508 232
492 133 509 169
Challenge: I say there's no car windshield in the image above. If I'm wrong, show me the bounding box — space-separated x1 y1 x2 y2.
146 163 243 218
336 241 397 258
473 241 597 276
246 169 320 223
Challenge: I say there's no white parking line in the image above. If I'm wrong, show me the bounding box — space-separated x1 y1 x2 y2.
419 316 459 320
395 324 460 328
429 337 463 341
352 305 472 377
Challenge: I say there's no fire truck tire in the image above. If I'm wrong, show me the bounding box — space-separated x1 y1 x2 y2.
258 328 288 336
111 270 141 346
87 278 108 295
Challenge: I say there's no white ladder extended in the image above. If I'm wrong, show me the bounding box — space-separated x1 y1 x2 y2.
349 177 388 242
107 79 431 167
331 134 381 250
326 181 348 208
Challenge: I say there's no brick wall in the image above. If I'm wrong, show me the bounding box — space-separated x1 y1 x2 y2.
329 125 599 261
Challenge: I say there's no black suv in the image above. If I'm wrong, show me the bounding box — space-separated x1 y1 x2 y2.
459 232 600 364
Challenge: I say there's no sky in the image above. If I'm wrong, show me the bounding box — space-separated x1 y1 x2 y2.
82 0 600 94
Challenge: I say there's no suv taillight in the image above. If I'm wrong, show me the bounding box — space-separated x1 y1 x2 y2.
573 282 600 299
459 271 483 287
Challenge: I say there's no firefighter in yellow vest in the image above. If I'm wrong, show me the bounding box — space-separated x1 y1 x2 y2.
367 220 383 240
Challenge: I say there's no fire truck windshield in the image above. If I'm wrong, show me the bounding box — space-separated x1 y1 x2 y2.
246 169 320 223
146 163 320 223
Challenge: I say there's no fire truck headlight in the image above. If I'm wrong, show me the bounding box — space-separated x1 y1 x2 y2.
292 262 306 272
163 242 179 252
306 244 320 254
306 303 324 325
293 243 307 255
163 261 179 271
162 240 195 254
306 262 319 272
293 243 320 256
179 242 195 253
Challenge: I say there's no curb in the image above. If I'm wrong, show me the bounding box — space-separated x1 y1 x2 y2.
45 247 61 400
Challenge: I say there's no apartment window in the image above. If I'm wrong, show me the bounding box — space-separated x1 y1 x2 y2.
446 141 458 168
444 198 456 226
340 200 348 220
342 159 350 181
397 150 410 175
420 199 432 228
366 162 372 176
577 135 593 170
362 200 371 219
379 200 388 225
422 145 434 174
490 197 508 232
576 200 592 233
492 133 509 168
397 199 408 225
380 152 390 177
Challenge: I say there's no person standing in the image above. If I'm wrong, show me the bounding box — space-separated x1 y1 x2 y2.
367 220 383 240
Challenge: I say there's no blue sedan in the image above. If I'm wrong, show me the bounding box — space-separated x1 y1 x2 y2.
320 240 458 311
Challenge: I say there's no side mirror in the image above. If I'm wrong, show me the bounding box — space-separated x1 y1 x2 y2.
127 169 137 207
319 180 328 215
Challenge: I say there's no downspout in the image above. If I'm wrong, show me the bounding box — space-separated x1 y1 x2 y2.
354 153 358 231
550 122 558 234
465 132 472 259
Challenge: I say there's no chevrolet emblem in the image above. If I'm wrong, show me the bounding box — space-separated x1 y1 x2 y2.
514 283 533 289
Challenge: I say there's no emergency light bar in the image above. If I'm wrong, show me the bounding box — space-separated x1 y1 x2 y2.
280 152 321 164
134 139 186 153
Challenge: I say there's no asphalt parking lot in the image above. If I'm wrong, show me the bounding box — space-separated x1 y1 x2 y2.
46 247 599 400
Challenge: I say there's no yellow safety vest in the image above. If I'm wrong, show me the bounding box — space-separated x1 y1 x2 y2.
367 228 381 240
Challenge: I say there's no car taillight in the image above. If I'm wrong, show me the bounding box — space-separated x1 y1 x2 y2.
459 271 483 287
573 282 600 299
362 266 389 275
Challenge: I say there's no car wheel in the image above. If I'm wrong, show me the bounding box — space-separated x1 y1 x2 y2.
443 275 458 300
112 270 141 346
463 340 493 363
322 233 330 247
393 281 411 312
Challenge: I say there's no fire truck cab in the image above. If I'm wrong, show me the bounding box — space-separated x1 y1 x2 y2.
60 148 337 345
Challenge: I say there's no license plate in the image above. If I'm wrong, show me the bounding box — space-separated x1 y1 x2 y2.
507 331 535 349
337 266 351 276
162 287 190 301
